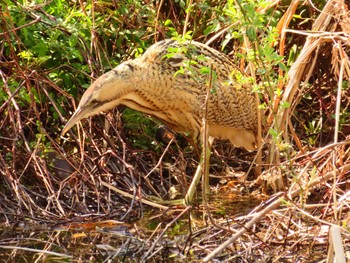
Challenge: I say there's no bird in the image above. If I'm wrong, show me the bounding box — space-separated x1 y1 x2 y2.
61 39 259 150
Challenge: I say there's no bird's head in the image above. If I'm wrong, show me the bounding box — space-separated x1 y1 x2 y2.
61 62 135 136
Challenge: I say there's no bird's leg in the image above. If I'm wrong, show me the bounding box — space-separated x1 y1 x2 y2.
148 136 212 206
184 161 202 205
184 63 214 206
184 136 213 205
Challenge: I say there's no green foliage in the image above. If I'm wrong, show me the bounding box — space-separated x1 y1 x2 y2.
122 108 160 151
1 0 304 153
1 0 159 149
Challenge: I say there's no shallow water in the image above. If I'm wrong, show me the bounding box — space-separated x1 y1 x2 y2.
0 188 266 262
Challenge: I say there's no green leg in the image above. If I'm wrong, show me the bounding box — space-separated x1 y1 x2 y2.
184 137 212 205
150 138 212 206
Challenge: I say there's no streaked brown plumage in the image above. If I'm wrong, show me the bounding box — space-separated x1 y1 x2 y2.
62 39 258 150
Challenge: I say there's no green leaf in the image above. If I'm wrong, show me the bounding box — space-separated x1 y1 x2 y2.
68 34 78 47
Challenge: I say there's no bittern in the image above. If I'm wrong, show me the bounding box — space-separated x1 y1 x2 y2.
62 39 260 205
62 39 258 150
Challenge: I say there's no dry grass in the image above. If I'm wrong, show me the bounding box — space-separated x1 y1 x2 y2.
0 0 349 261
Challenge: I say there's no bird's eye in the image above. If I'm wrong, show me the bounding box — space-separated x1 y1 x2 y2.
90 99 100 108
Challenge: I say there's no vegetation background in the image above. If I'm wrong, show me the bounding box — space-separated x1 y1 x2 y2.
0 0 349 262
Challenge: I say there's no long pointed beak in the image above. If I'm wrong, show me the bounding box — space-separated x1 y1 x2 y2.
61 106 88 136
